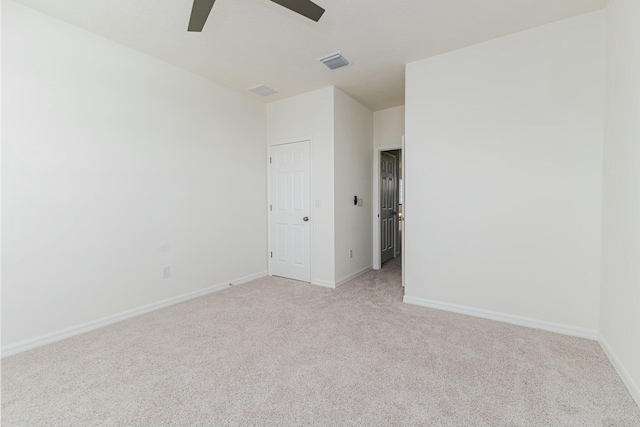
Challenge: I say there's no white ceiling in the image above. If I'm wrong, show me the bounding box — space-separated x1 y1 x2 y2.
14 0 607 111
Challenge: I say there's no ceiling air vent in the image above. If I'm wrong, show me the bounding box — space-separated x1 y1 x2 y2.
319 52 350 70
248 84 279 97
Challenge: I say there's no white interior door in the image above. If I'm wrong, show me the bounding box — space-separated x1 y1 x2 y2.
270 141 311 282
380 152 397 264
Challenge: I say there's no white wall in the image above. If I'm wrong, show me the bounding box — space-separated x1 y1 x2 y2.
599 0 640 407
266 87 335 285
2 1 267 349
0 0 4 350
373 106 405 148
404 11 605 334
334 88 373 285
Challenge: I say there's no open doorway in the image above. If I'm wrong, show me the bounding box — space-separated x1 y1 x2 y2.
373 142 404 287
380 150 401 265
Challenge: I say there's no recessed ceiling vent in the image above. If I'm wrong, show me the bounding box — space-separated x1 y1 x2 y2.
248 84 279 97
319 52 350 70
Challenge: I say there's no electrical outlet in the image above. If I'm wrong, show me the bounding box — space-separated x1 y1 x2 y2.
349 249 353 259
161 266 170 279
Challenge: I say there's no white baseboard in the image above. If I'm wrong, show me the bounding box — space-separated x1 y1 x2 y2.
1 271 267 358
598 335 640 409
311 279 336 289
335 265 373 288
402 295 598 340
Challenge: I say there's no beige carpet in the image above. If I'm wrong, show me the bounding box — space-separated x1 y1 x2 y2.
2 258 640 426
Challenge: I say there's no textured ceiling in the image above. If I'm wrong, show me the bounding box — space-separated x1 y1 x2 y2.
13 0 607 111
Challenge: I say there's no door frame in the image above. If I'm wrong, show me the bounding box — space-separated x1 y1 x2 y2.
372 140 405 286
267 136 315 283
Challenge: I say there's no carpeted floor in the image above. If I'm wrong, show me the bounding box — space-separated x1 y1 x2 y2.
2 258 640 426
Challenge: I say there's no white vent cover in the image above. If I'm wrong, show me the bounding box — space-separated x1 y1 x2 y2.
248 84 278 97
319 52 350 70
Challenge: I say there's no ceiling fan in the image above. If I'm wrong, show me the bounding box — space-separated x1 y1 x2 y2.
187 0 325 32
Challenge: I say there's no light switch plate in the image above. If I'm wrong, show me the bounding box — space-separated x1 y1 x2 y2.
358 198 363 207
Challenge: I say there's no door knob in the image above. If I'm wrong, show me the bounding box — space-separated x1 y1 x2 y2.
303 217 309 221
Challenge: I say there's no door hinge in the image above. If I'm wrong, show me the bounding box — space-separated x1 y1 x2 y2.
270 252 273 258
269 157 272 164
270 204 272 211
